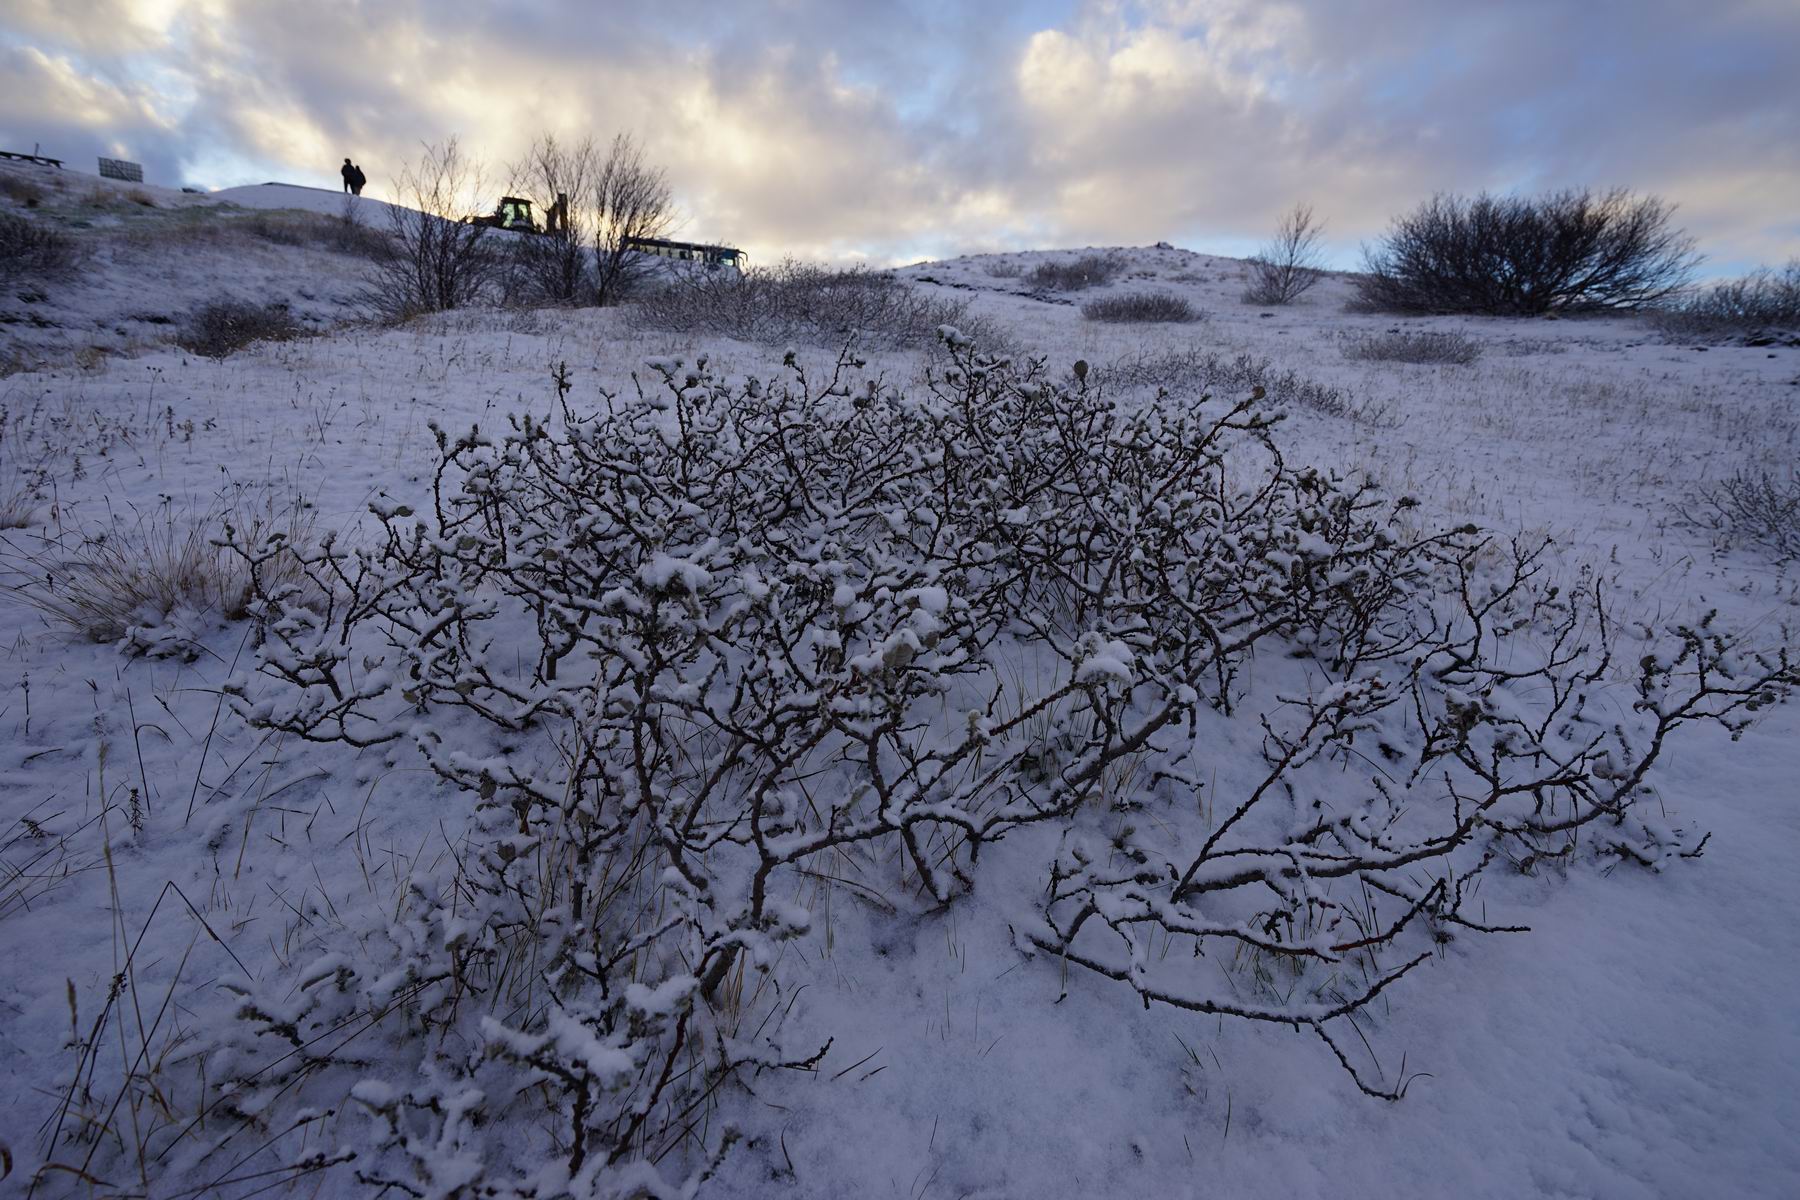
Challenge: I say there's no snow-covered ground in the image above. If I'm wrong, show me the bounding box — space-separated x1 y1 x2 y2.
2 189 1797 1199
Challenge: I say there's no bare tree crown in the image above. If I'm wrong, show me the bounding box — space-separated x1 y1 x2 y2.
1356 188 1698 315
1243 202 1326 305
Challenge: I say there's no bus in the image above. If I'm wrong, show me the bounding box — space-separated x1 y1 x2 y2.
624 236 746 272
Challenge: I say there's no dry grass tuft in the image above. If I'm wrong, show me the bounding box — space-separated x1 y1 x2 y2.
1 488 320 644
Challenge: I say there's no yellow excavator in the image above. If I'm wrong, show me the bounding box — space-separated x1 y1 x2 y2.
469 192 569 235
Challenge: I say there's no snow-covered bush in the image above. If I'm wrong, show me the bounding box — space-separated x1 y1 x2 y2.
1080 291 1202 323
1341 329 1482 365
138 334 1794 1195
175 299 302 358
630 260 986 349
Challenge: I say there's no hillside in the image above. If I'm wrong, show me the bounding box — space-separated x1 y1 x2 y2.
1 179 1798 1200
0 163 411 370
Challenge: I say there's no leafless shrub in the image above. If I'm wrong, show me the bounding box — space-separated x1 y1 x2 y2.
1095 346 1351 416
1028 253 1125 291
632 259 994 349
1342 329 1483 365
1651 261 1800 341
594 132 674 307
167 335 1795 1196
1356 188 1698 315
174 299 301 358
1678 469 1800 560
0 213 79 281
507 133 598 303
985 259 1023 278
1081 291 1203 323
363 137 497 319
1242 203 1326 305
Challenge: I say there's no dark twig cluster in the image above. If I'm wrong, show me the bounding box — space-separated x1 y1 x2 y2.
1678 468 1800 561
363 138 496 319
1356 188 1698 315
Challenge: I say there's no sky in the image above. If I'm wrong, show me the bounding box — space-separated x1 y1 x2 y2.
3 0 1798 272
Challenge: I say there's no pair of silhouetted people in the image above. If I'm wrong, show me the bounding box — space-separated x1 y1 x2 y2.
340 157 366 195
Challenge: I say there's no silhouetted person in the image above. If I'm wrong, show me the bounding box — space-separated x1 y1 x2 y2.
350 164 366 196
340 157 355 193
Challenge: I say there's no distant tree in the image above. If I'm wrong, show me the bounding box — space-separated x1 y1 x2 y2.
592 133 673 307
508 133 598 304
1242 203 1326 305
366 137 494 318
1356 188 1698 315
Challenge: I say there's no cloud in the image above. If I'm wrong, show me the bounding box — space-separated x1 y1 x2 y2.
2 0 1795 269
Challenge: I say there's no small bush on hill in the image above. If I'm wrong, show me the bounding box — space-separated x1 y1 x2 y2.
1356 188 1697 315
1242 203 1326 305
1652 261 1800 341
1028 253 1125 291
175 299 302 358
1081 291 1202 323
0 213 78 281
1342 330 1483 365
631 259 990 349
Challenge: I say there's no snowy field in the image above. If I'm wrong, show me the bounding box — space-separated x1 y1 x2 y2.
2 172 1798 1199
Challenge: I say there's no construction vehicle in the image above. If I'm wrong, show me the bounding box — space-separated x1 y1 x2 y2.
469 193 570 235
